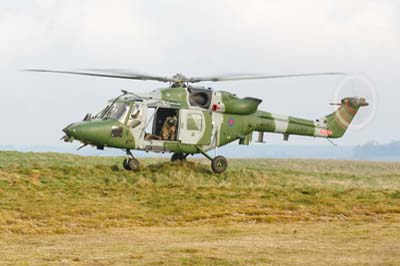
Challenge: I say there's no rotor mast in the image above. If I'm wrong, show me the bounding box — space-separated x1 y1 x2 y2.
170 73 189 87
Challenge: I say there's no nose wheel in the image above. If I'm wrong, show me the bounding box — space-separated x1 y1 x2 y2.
123 150 140 171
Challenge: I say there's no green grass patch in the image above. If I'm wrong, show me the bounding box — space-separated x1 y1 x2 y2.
0 151 399 234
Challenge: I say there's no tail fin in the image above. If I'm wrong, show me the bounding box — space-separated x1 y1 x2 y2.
321 97 368 138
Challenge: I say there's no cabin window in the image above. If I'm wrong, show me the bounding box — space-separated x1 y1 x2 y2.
186 113 202 131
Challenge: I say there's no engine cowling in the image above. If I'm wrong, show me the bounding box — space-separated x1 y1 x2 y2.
221 92 262 115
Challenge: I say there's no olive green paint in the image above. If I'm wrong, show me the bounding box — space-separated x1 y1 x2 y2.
221 92 261 115
286 123 315 136
65 119 135 149
161 87 188 107
164 142 199 154
197 111 212 145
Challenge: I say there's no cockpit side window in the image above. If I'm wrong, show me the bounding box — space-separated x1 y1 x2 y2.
130 104 140 119
127 104 143 128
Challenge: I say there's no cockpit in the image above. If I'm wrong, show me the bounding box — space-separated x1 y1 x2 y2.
108 102 129 120
96 101 132 122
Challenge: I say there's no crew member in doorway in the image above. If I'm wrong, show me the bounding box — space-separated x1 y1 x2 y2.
161 115 177 140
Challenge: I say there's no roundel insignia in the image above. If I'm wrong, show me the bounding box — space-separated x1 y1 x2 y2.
228 118 235 127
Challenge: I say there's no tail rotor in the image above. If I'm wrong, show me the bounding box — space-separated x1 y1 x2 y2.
332 74 377 130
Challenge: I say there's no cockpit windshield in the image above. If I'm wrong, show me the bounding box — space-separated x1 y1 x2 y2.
109 102 129 120
96 101 129 121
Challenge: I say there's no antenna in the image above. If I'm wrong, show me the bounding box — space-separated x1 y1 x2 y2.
326 138 338 147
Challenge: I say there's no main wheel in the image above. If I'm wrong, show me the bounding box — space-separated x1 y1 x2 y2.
123 158 131 170
211 156 228 174
171 153 185 162
128 158 140 172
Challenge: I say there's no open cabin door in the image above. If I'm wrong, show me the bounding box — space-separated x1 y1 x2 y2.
178 109 212 145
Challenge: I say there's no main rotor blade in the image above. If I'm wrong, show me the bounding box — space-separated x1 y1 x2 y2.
83 69 173 82
23 69 172 82
188 72 347 83
24 69 347 84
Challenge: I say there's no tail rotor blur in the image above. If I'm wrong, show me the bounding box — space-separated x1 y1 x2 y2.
332 74 377 130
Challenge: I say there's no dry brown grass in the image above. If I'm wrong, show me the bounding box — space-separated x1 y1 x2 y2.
1 222 399 265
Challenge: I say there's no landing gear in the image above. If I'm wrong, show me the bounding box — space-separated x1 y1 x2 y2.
211 156 228 174
171 153 189 162
123 158 131 170
123 149 140 171
127 157 140 171
195 146 228 174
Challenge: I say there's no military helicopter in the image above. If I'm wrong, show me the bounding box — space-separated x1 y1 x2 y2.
26 69 368 173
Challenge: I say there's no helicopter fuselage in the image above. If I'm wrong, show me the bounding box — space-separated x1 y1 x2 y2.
63 86 367 158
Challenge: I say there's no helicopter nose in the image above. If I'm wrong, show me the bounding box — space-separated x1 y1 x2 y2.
61 120 113 145
63 123 74 136
61 119 135 149
63 123 87 141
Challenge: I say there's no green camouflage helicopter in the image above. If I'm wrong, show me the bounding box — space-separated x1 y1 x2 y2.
26 69 368 173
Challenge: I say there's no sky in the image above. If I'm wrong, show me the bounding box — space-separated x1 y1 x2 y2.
0 0 399 149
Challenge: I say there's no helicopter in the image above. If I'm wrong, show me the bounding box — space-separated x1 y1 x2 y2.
25 69 368 173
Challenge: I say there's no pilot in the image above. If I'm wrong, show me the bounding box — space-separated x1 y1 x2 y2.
128 109 141 128
161 115 177 140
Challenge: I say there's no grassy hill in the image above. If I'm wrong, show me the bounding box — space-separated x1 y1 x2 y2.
0 151 399 265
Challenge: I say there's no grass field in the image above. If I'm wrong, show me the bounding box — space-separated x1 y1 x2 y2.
0 151 399 265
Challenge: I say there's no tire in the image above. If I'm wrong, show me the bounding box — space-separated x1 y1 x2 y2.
123 158 131 170
171 153 185 162
211 156 228 174
128 158 140 172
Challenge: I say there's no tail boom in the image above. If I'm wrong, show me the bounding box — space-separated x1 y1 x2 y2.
254 97 368 139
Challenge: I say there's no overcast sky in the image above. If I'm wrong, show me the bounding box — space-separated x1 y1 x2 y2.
0 0 398 148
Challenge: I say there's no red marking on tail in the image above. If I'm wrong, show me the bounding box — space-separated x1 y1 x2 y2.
320 129 333 136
